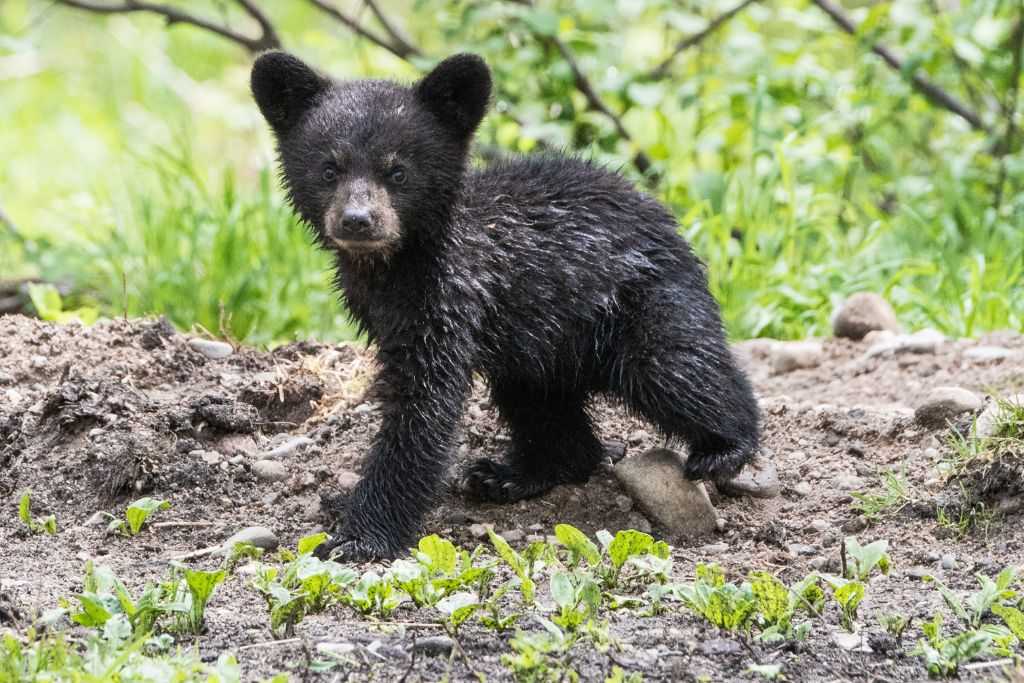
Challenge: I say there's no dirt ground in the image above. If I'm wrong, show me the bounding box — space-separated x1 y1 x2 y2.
1 314 1022 681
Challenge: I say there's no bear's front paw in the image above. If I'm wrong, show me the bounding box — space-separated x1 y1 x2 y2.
460 458 554 503
313 533 402 562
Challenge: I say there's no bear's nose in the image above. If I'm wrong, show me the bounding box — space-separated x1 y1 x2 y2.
341 208 373 237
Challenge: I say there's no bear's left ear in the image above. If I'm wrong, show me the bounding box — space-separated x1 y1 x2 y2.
251 51 331 136
414 53 492 138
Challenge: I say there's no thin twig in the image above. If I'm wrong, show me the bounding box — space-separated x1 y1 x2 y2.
52 0 280 52
304 0 413 59
364 0 420 59
151 520 218 529
549 37 657 179
652 0 764 78
993 8 1024 209
237 637 302 650
810 0 987 132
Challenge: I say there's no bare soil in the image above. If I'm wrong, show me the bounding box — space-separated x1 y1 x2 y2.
1 315 1022 681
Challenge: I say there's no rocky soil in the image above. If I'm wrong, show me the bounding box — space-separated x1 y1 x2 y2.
1 309 1023 681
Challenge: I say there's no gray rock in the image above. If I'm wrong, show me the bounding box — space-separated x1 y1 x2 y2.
833 632 872 652
699 639 741 656
964 346 1014 362
502 528 524 543
220 526 279 554
788 544 816 556
914 387 982 427
614 448 717 540
770 341 823 374
716 457 780 499
906 566 930 580
626 511 653 534
975 394 1024 438
941 553 956 570
251 459 289 482
701 543 730 554
412 636 455 656
832 293 899 340
627 429 648 445
468 523 490 540
336 470 362 492
187 338 233 360
614 495 633 513
793 482 813 497
864 328 945 359
259 436 314 460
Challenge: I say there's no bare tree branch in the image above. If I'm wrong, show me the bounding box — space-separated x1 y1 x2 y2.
810 0 987 132
305 0 418 59
52 0 281 52
652 0 764 79
364 0 419 59
550 37 657 179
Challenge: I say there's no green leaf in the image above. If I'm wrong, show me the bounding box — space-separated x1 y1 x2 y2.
608 530 655 570
124 498 169 535
924 575 970 625
418 534 458 575
487 528 523 572
18 490 31 525
554 524 600 566
550 572 575 610
991 604 1024 641
297 532 328 556
749 571 789 625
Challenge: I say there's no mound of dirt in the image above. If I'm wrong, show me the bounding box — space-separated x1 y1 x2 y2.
1 315 1022 681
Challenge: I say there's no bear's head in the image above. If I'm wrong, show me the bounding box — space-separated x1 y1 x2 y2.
251 52 491 260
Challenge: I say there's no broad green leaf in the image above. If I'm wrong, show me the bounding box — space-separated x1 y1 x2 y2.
297 532 328 555
608 530 655 570
554 524 601 566
991 604 1024 640
125 498 169 535
550 572 575 610
749 571 789 624
418 535 457 575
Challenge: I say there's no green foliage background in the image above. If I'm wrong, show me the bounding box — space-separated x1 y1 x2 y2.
0 0 1021 344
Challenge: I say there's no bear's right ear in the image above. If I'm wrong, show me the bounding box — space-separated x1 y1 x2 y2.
251 51 330 135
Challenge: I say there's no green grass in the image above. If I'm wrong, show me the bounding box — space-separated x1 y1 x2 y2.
45 152 356 346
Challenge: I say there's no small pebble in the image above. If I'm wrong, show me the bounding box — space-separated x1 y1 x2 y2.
412 636 455 656
788 544 816 556
502 528 524 543
941 554 956 570
187 338 233 360
715 518 727 532
251 459 289 483
336 470 361 492
468 523 490 540
220 526 279 553
259 436 314 460
832 293 899 340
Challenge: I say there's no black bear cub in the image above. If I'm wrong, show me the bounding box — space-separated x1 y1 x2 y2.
251 51 760 560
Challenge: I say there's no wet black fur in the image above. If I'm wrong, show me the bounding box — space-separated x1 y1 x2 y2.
251 52 760 560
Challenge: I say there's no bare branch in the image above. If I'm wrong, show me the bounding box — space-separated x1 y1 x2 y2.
304 0 417 59
52 0 281 52
810 0 987 132
550 37 657 180
652 0 764 79
364 0 420 59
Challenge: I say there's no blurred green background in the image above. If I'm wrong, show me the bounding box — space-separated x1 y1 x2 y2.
1 0 1021 345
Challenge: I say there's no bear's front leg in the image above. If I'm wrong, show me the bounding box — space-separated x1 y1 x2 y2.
314 347 472 561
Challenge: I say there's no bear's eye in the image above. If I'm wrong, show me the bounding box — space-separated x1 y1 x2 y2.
389 168 407 185
322 166 338 182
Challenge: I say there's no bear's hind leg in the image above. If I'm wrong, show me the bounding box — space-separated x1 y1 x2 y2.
461 385 603 503
615 291 760 482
